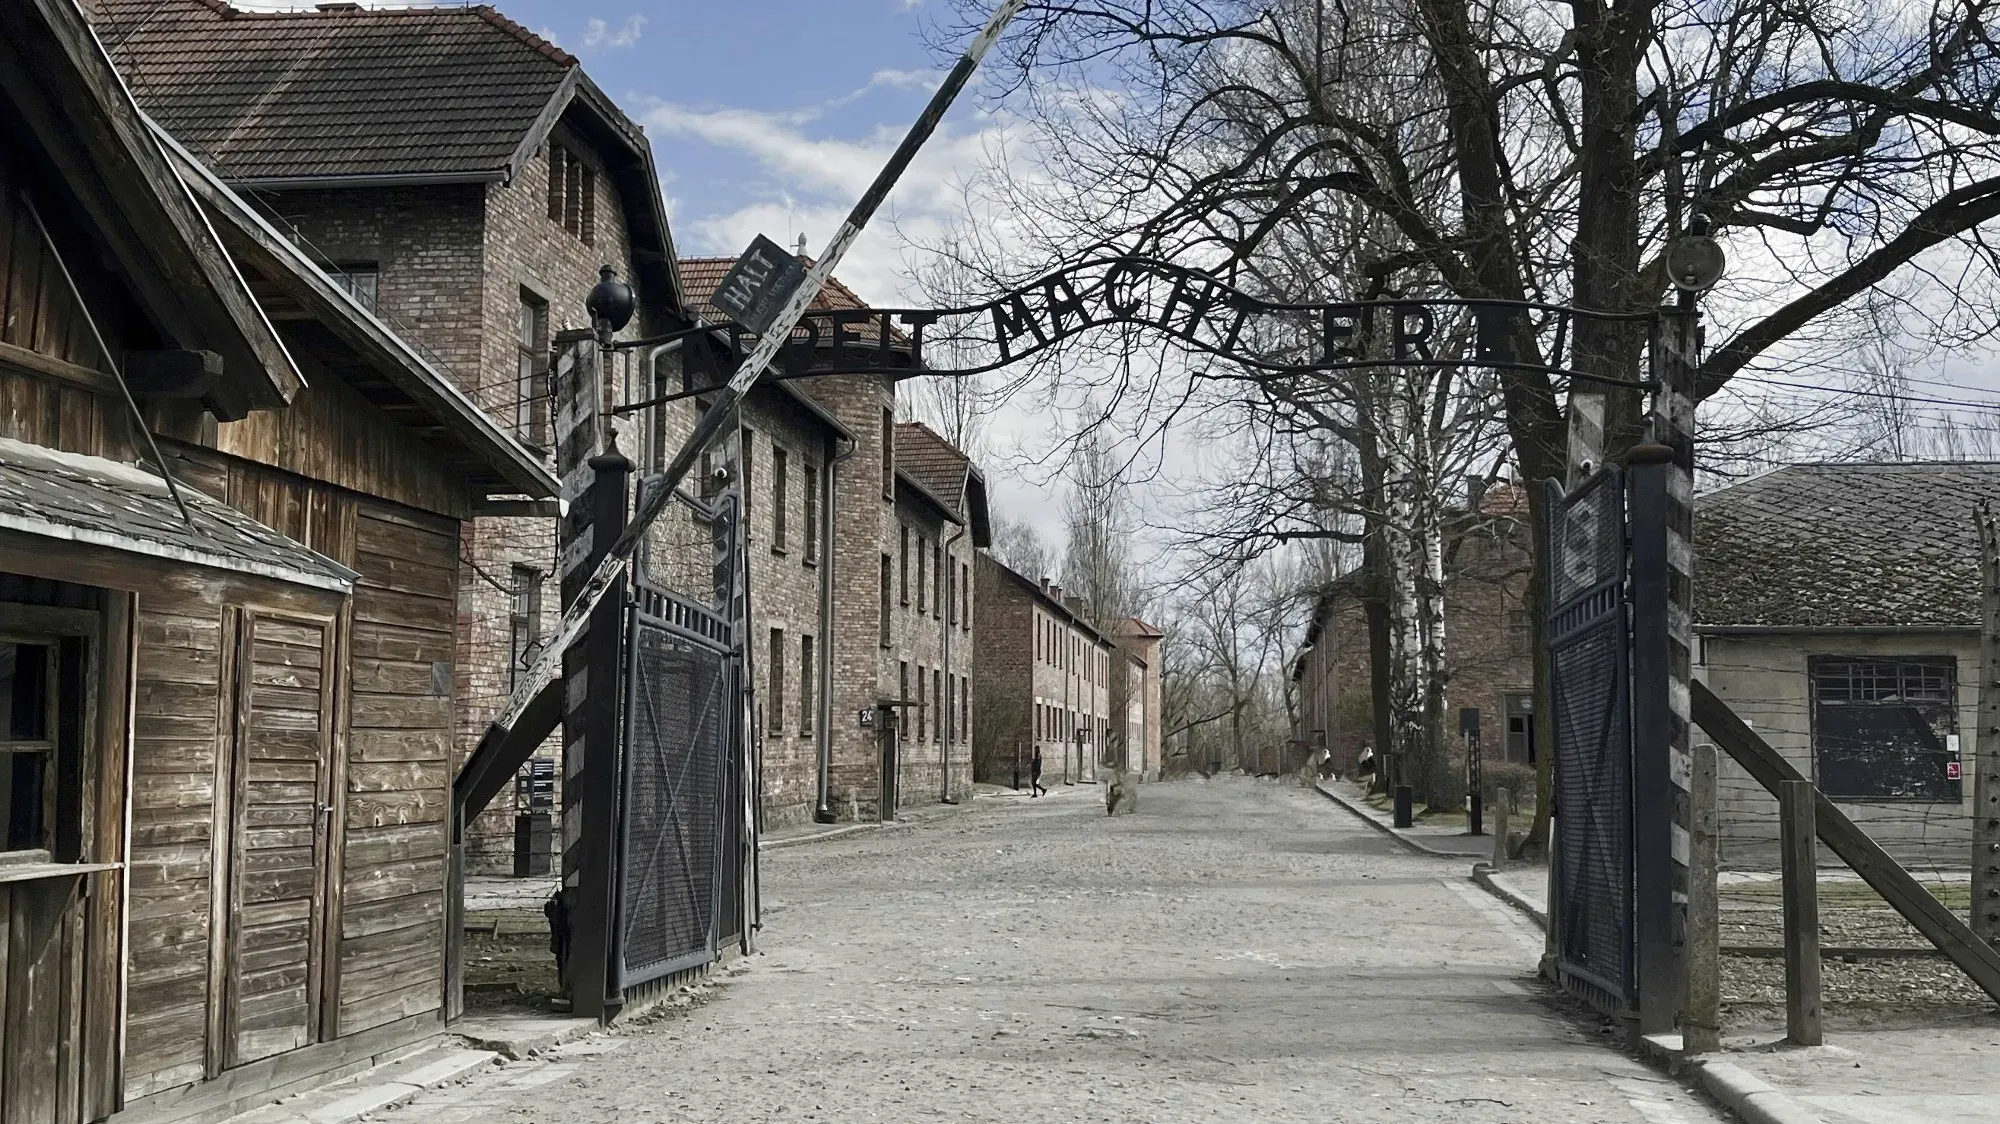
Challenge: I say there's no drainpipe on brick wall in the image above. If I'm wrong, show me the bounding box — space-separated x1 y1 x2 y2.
814 434 858 823
941 521 967 804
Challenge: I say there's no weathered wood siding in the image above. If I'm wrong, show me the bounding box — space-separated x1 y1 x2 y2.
337 505 454 1034
0 148 127 463
225 614 334 1066
121 571 344 1102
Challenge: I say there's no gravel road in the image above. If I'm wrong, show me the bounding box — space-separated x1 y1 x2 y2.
403 777 1725 1123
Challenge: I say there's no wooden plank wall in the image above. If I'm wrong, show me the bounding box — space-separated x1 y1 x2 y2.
0 150 122 461
125 582 231 1098
225 615 332 1067
337 504 455 1035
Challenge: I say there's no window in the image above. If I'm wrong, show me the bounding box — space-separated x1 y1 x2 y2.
899 526 910 605
959 676 968 740
330 263 378 313
510 566 543 690
771 447 789 553
548 144 595 245
933 541 942 617
740 428 755 517
947 562 956 626
1034 614 1042 661
933 669 942 742
917 667 927 742
881 409 896 499
1504 693 1535 765
879 555 893 648
961 561 970 629
768 628 785 733
515 292 550 448
917 537 927 615
803 462 820 562
1507 609 1531 654
1810 657 1960 801
800 636 815 735
0 640 54 851
899 662 910 737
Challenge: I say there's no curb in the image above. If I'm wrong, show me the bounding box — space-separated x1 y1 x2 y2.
1470 863 1549 930
758 822 883 851
1691 1061 1830 1124
450 1017 598 1061
1311 782 1491 858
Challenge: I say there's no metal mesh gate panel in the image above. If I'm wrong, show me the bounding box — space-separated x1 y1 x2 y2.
616 597 732 990
1544 468 1637 1015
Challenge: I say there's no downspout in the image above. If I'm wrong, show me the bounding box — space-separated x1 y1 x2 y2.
941 521 967 804
815 433 858 823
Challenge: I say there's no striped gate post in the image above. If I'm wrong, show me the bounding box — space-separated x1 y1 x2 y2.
1641 304 1699 1033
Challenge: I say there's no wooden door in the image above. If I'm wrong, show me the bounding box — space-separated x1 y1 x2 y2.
222 612 334 1068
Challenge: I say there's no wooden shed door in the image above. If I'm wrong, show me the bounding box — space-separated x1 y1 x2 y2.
223 613 334 1068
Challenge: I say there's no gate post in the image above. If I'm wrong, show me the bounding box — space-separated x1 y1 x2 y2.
1647 304 1701 1036
1627 443 1677 1034
561 451 631 1021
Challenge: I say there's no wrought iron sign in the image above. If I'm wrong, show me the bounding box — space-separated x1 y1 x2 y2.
665 256 1657 390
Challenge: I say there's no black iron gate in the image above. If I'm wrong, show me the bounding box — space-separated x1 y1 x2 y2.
612 581 737 990
1544 466 1637 1016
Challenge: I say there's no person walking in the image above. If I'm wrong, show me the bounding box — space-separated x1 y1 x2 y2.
1031 746 1047 797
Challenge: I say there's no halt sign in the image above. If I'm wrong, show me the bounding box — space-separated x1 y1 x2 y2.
711 234 809 337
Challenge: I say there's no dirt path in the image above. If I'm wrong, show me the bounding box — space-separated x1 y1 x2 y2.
402 777 1725 1123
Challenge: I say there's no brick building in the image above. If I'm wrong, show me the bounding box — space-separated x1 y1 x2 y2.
97 0 998 850
972 555 1119 786
96 0 694 869
671 262 992 825
1113 618 1166 780
1290 484 1536 780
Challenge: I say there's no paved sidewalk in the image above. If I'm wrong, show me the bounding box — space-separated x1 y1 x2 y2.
1470 861 2000 1123
1313 778 1495 857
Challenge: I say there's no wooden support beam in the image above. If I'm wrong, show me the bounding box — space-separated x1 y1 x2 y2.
1779 779 1823 1046
1691 679 2000 1006
123 348 223 398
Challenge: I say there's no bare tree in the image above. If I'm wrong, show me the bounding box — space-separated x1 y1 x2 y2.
987 514 1058 581
1059 411 1138 629
929 0 2000 844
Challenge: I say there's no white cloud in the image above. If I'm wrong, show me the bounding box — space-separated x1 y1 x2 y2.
582 14 645 49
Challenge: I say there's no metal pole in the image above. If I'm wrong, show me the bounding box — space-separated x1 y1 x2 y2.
1462 707 1483 836
474 0 1030 749
1973 503 2000 950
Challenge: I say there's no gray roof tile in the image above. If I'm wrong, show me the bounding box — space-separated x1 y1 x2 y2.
0 437 355 591
89 0 571 182
1695 462 2000 628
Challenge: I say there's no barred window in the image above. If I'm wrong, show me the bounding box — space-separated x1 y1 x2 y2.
1809 656 1959 802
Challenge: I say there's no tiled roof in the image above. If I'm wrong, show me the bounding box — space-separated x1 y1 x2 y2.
0 437 355 592
89 0 573 182
678 255 877 326
895 422 970 513
1695 462 2000 628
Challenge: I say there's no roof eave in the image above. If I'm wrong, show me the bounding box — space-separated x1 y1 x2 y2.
896 470 965 526
155 119 560 500
228 170 508 190
6 0 299 414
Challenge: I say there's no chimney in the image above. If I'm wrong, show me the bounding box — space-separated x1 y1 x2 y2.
1065 595 1087 618
1048 583 1064 605
1039 577 1051 595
